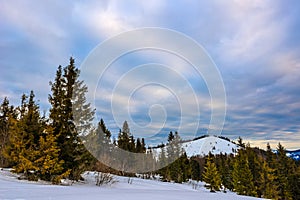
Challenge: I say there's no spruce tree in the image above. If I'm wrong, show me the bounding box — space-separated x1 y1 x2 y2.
34 126 68 184
136 138 143 153
165 131 183 182
168 131 174 143
141 138 146 153
86 119 111 161
190 158 201 181
275 143 293 199
49 57 95 180
216 153 233 191
117 121 131 151
0 97 15 167
6 92 43 180
202 156 222 192
232 150 257 196
99 118 111 139
259 160 279 199
244 144 261 196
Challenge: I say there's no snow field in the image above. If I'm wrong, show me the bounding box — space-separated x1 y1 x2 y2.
0 169 263 200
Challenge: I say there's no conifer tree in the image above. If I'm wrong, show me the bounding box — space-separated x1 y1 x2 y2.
232 150 257 196
99 118 111 139
49 57 95 180
259 160 279 199
202 156 222 192
7 92 43 180
216 153 233 191
86 119 111 160
244 144 261 196
136 138 143 153
0 97 15 167
34 126 69 184
190 158 201 181
168 131 174 143
166 131 182 162
158 145 167 170
117 121 131 151
237 137 245 148
165 131 183 182
141 138 146 153
275 143 293 200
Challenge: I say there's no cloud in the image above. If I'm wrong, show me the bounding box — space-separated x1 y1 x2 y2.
1 0 300 148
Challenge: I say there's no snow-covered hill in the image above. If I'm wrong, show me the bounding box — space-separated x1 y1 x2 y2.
0 169 262 200
152 135 239 158
286 149 300 161
183 135 239 157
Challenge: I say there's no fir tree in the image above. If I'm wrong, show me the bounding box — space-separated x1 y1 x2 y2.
232 150 257 196
117 121 131 151
259 160 279 199
165 131 183 182
275 143 293 200
6 92 43 180
136 138 143 153
141 138 146 153
49 57 95 180
168 131 174 143
34 126 69 184
190 158 201 181
216 153 233 191
0 97 15 167
99 118 111 139
237 137 245 148
244 144 261 196
86 119 111 161
202 156 222 192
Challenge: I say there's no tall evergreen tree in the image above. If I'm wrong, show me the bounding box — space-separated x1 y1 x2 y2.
6 92 43 180
259 160 279 199
190 158 201 181
232 150 257 196
165 131 184 182
168 131 174 143
275 143 293 200
202 156 222 192
49 57 95 180
136 138 143 153
244 144 261 196
99 118 111 139
0 97 15 167
215 153 233 191
117 121 131 151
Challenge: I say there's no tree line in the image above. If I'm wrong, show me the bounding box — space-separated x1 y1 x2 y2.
155 135 300 200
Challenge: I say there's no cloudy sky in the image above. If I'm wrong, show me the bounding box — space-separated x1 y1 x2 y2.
1 0 300 149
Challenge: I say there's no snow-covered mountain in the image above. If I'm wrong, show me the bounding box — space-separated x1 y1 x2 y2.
286 149 300 161
183 135 239 157
152 135 239 158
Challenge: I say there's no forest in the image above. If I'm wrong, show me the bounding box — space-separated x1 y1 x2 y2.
0 58 300 200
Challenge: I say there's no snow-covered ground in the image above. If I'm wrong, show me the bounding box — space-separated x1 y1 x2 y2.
0 169 262 200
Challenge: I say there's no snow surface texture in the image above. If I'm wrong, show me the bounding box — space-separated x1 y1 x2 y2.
0 169 262 200
152 135 239 158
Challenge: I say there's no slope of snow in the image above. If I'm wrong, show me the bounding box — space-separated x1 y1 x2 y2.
152 135 239 158
0 169 262 200
183 136 239 157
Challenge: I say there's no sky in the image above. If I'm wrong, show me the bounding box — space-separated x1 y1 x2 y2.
1 0 300 149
